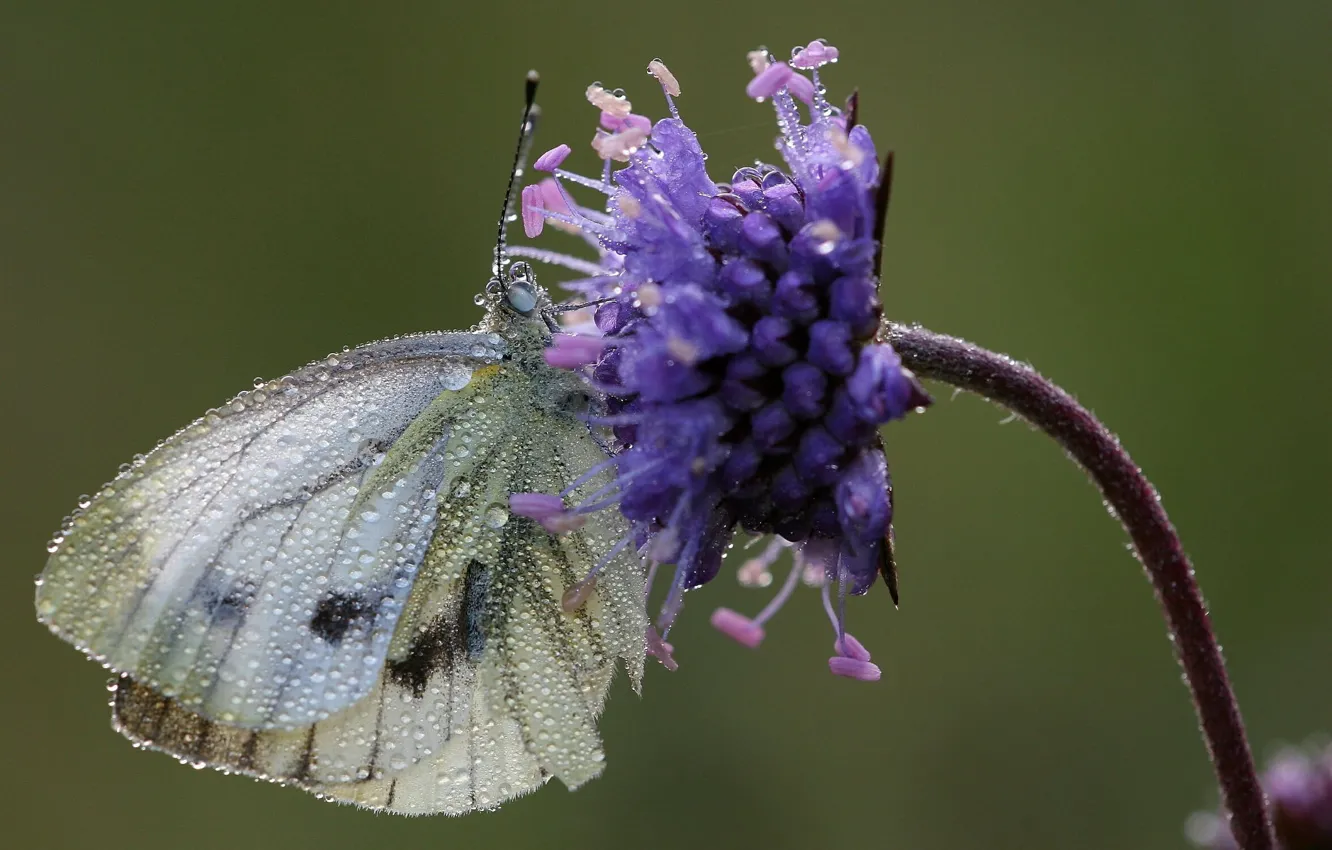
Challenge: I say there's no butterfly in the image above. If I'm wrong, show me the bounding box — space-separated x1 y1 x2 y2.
34 73 647 815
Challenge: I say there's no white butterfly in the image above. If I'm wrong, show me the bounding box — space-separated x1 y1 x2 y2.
34 77 647 815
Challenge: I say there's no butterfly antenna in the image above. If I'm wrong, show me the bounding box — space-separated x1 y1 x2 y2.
492 71 541 282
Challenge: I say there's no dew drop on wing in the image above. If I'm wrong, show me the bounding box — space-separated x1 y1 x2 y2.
441 363 474 391
483 505 509 529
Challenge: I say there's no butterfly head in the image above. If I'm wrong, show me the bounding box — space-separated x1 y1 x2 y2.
497 261 547 318
483 259 555 327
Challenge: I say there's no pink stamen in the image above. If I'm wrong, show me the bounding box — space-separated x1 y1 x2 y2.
600 112 652 133
646 625 678 671
710 608 765 648
544 333 606 369
520 184 545 238
828 656 881 682
533 144 572 172
536 177 582 234
542 513 587 534
791 39 839 69
538 178 572 214
746 61 795 100
834 633 872 662
508 492 585 534
818 577 881 680
786 72 815 105
510 492 564 520
561 577 596 612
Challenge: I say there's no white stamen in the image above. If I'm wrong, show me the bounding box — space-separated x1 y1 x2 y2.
738 559 773 588
586 83 632 118
647 59 681 97
828 127 866 167
591 126 650 162
616 193 642 218
666 335 700 365
747 49 771 74
737 537 790 588
636 281 663 310
647 526 679 562
808 219 843 254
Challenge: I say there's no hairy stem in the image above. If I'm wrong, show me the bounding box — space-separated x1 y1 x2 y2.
885 321 1273 850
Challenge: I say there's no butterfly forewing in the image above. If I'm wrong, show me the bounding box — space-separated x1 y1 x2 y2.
37 331 507 727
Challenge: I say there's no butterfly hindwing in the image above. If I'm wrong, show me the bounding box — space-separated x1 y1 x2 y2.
37 332 507 728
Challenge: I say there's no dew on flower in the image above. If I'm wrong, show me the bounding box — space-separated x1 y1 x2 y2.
510 40 931 680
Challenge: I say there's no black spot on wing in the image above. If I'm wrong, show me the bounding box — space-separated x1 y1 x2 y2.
309 591 375 645
385 560 491 697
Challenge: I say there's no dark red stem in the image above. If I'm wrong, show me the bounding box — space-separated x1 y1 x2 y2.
885 321 1274 850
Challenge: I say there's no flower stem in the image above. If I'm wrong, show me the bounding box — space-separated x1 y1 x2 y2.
884 321 1274 850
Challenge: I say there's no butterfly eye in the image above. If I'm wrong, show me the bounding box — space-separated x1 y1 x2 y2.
504 280 539 316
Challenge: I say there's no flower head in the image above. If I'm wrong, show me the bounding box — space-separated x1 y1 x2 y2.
1187 743 1332 849
510 42 929 677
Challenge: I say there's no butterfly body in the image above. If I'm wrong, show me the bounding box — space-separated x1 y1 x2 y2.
37 283 647 814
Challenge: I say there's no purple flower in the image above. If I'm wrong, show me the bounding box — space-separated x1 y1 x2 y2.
1187 743 1332 850
508 43 929 679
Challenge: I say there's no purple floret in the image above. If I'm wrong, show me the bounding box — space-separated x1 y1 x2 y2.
511 41 930 676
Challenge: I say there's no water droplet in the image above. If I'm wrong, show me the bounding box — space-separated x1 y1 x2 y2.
483 505 509 529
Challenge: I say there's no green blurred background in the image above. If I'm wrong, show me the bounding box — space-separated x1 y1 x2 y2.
2 2 1329 848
